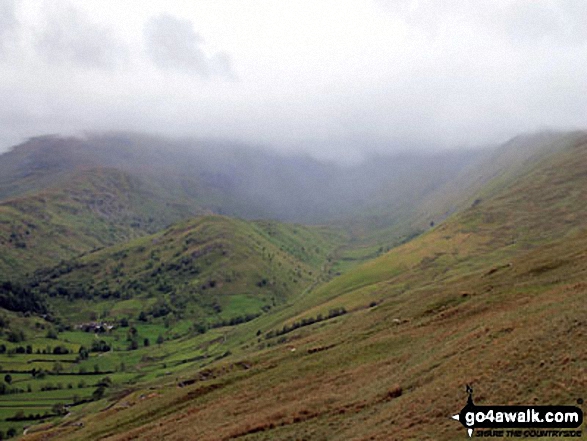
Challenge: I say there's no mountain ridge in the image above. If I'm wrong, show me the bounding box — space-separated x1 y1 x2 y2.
3 130 583 280
0 130 586 438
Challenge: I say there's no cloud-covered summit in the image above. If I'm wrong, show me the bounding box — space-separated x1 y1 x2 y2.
0 0 585 158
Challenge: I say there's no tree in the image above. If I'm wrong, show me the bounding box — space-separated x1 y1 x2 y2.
53 346 69 355
92 386 105 401
3 374 11 385
78 346 89 360
97 377 112 388
143 338 150 347
156 334 164 345
127 327 138 340
90 340 110 353
51 403 67 416
193 323 207 334
7 329 25 343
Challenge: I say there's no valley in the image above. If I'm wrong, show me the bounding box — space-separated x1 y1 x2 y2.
0 131 585 439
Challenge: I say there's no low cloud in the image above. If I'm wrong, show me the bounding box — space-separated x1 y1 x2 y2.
0 0 18 56
0 1 585 157
144 14 235 79
36 1 129 69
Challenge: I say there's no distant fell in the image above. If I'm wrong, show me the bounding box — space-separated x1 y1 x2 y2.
1 130 585 278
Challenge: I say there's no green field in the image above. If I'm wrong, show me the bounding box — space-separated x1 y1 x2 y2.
0 132 585 439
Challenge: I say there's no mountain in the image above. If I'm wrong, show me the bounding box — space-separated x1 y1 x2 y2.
2 131 583 279
329 131 587 270
0 130 585 439
27 215 346 326
0 167 208 277
0 132 474 278
21 132 587 440
0 133 479 224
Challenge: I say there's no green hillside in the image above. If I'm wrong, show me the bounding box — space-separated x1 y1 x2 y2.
0 130 584 439
0 167 206 278
0 215 344 437
3 131 583 281
0 133 478 279
0 133 479 226
29 215 346 326
335 131 587 263
20 134 587 440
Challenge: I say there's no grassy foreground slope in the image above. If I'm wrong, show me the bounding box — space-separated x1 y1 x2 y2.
24 134 587 440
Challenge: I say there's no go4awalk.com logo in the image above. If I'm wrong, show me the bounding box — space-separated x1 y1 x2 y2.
451 386 583 438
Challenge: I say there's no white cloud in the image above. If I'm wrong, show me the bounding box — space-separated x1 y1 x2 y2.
144 14 235 79
0 0 586 156
0 0 19 56
35 1 129 69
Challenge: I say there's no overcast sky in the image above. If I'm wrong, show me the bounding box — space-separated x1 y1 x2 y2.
1 0 586 158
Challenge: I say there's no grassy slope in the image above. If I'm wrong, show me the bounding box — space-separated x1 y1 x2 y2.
334 131 587 271
26 134 587 440
0 216 344 436
33 215 347 325
3 131 581 282
0 167 208 278
0 132 484 276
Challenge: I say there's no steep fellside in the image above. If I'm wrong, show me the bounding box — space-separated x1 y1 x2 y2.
0 167 206 278
28 133 587 440
0 132 480 278
0 133 479 225
3 131 583 280
327 131 587 274
28 215 346 326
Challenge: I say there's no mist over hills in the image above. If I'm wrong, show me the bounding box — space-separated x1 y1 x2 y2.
0 132 480 224
0 129 585 438
2 1 587 437
1 129 581 440
1 130 584 279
